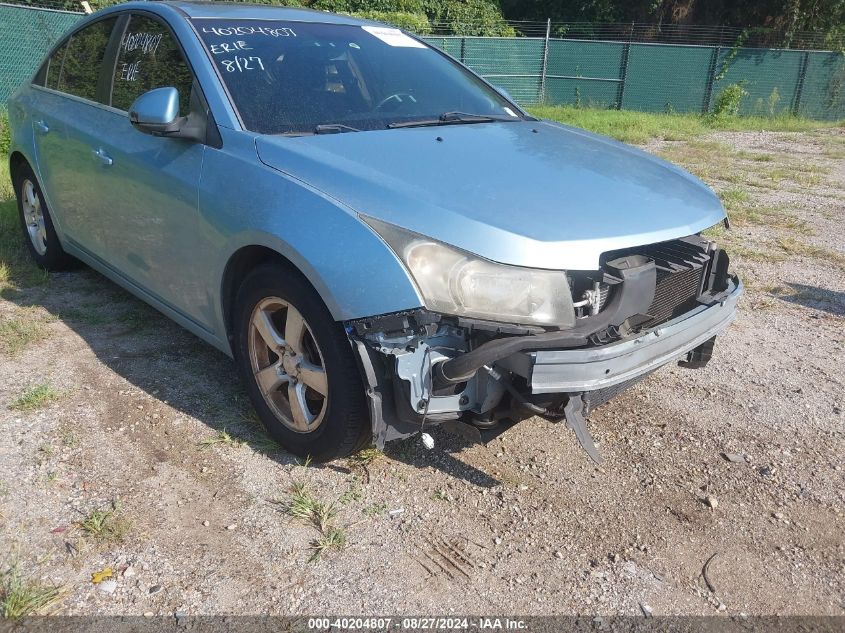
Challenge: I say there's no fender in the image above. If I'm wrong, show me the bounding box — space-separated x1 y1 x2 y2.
200 128 425 350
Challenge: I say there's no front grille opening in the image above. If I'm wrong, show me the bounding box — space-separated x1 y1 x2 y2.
602 235 712 329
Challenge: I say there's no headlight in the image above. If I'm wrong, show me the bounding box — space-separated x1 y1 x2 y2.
363 217 575 328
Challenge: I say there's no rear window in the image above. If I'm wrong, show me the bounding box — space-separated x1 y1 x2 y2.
192 19 519 135
55 17 118 102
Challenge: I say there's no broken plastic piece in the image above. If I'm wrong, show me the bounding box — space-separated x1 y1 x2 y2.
421 432 435 450
91 567 113 584
563 395 604 465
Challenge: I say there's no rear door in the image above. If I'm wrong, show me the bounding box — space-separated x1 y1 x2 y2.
31 16 120 252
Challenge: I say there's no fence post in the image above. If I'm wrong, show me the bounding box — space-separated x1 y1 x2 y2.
702 45 721 114
538 18 551 105
616 22 634 110
792 50 810 116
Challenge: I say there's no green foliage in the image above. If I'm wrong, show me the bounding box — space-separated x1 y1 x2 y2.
293 0 512 34
0 111 9 158
501 0 845 45
0 564 61 619
422 0 515 36
9 384 60 411
767 86 782 116
528 105 838 144
350 10 432 33
712 82 748 117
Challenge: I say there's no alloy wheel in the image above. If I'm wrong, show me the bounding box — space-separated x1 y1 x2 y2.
21 179 47 256
247 297 329 433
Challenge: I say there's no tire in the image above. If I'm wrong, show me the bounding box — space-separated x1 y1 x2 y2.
12 162 75 271
233 263 371 461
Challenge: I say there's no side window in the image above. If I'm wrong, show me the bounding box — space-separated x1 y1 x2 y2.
44 41 69 90
111 15 194 116
57 17 118 102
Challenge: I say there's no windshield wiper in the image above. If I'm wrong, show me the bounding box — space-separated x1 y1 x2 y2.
314 123 361 134
387 111 518 129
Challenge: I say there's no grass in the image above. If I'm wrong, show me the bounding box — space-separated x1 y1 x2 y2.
528 105 840 145
0 159 50 293
59 306 113 326
310 527 346 562
285 477 347 562
349 447 382 466
76 503 130 544
773 237 845 267
60 430 79 448
338 482 363 504
0 563 61 619
9 383 60 411
0 307 53 356
431 489 449 501
197 428 243 449
362 501 387 516
287 481 338 532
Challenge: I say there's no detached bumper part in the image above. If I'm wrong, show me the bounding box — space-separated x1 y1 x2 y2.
498 278 742 394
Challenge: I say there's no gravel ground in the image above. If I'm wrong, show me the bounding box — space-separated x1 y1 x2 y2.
0 128 843 617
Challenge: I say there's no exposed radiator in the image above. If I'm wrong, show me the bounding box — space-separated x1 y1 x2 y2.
603 235 711 329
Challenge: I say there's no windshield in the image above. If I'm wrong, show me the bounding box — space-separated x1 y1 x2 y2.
191 19 522 135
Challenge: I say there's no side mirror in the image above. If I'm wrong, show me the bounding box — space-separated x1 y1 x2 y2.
129 86 209 144
129 87 181 136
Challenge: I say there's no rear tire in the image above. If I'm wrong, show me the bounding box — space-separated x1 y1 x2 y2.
233 264 371 461
12 162 75 271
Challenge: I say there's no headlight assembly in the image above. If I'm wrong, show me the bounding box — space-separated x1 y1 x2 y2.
363 217 575 328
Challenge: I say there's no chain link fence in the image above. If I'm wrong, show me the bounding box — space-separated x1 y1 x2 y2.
1 2 843 119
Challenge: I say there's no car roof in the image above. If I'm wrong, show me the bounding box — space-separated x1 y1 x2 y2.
150 0 378 25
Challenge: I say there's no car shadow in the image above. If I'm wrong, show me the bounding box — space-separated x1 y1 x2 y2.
773 282 845 316
2 264 503 487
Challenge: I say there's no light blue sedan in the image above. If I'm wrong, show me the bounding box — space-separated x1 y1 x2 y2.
7 1 741 461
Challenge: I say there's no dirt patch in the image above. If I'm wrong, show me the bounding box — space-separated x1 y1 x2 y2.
1 129 843 617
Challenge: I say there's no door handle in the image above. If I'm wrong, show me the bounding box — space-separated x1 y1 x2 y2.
34 120 49 134
92 148 113 166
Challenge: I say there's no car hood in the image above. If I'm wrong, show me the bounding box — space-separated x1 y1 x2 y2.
255 120 725 270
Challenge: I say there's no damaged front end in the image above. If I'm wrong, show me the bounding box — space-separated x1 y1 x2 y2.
347 234 741 463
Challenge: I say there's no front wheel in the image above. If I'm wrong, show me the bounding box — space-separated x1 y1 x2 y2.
233 264 371 461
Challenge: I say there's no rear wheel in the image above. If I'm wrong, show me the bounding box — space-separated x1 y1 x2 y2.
234 264 371 461
13 162 75 271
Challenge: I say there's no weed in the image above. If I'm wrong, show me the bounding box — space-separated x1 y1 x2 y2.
362 502 387 516
0 563 61 619
431 489 449 502
712 83 748 118
9 384 60 411
774 237 845 267
349 447 382 467
60 431 79 449
309 526 346 562
0 308 52 356
338 483 363 505
286 479 348 562
198 429 243 449
76 502 130 543
287 482 337 532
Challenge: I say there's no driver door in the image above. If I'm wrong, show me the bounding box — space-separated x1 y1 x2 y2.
87 12 211 328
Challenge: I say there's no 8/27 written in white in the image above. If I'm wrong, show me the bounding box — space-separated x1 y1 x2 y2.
221 56 265 72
